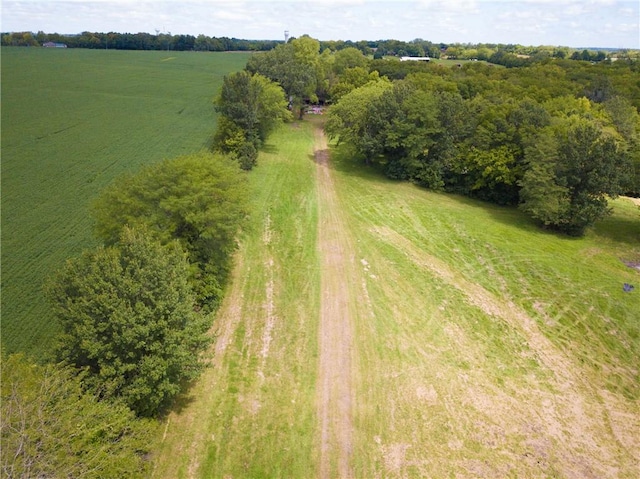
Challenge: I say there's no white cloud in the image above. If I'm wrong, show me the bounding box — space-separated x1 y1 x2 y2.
1 0 637 47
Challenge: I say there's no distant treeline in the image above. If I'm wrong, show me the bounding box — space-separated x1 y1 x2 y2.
1 30 281 51
3 30 637 66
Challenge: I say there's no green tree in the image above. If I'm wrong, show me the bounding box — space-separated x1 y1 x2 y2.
325 77 393 163
519 133 570 226
520 120 630 235
246 36 321 119
330 67 380 101
46 227 211 416
215 71 290 145
375 82 442 185
91 152 248 307
1 354 155 477
214 71 290 169
332 47 370 75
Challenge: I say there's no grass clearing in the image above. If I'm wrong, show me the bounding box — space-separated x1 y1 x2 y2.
154 117 638 477
331 143 639 477
1 48 250 357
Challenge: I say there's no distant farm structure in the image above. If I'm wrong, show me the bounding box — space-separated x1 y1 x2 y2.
400 56 430 61
43 42 67 48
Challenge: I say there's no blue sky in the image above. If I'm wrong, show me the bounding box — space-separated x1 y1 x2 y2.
2 0 638 48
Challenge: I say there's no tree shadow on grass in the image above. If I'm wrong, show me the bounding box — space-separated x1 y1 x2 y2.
592 207 640 247
158 380 199 420
311 141 395 183
322 141 640 248
261 143 279 155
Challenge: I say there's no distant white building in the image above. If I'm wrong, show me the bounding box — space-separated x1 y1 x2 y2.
400 56 430 62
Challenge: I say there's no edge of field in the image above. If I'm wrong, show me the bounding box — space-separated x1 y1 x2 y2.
151 119 321 478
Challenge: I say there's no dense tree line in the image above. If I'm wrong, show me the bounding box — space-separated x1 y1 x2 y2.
91 152 248 309
3 152 249 474
326 59 639 235
215 34 639 213
47 152 247 417
4 30 635 68
1 30 282 51
212 36 384 167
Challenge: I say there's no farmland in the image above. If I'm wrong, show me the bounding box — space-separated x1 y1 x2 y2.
152 117 639 477
2 47 639 477
1 48 251 357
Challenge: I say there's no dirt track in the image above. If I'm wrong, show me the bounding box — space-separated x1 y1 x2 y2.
315 125 355 479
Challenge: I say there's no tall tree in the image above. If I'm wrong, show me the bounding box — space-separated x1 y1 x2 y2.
46 227 211 417
332 46 370 75
91 152 248 308
214 71 291 168
520 119 631 235
246 35 321 118
325 77 392 163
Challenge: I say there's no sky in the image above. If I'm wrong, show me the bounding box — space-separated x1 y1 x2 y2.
2 0 639 49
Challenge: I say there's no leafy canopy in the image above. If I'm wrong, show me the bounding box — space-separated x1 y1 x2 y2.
1 353 155 477
91 151 248 307
214 71 291 169
520 118 630 235
46 227 211 416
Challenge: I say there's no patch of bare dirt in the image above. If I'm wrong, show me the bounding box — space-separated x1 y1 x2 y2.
624 196 640 207
315 125 355 479
622 259 640 272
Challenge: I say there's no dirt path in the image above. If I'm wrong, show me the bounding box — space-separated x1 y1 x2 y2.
314 124 355 479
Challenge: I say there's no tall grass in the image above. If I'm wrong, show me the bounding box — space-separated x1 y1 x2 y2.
1 48 251 357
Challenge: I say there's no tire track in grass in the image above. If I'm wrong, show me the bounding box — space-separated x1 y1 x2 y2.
314 124 355 479
372 225 640 476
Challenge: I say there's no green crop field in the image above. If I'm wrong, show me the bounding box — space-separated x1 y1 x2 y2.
1 47 251 357
153 118 639 477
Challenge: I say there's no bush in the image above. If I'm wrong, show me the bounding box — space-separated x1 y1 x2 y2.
91 152 248 308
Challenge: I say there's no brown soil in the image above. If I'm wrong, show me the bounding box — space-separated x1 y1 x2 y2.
314 124 355 479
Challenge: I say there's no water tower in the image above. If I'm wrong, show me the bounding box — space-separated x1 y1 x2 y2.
284 30 290 43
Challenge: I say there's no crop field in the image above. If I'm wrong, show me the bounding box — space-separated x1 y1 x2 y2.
153 118 639 477
1 48 251 357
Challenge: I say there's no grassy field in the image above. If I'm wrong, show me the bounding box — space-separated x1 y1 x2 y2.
153 117 639 477
1 48 251 357
152 120 321 478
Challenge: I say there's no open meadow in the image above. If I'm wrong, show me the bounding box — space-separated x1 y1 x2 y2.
153 117 639 477
1 48 251 357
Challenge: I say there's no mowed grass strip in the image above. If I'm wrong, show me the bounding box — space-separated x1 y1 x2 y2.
153 116 638 477
1 48 250 357
327 145 639 477
151 121 320 478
